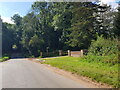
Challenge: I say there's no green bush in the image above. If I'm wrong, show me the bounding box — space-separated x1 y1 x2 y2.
0 57 9 62
38 56 42 58
82 55 118 65
3 57 9 60
28 55 35 58
88 36 118 56
0 58 2 62
87 36 119 64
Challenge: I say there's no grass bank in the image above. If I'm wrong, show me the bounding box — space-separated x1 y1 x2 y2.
0 57 9 62
41 56 119 88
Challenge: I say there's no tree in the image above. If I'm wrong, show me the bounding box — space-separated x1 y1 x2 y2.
51 2 72 50
94 4 115 38
21 12 42 55
11 14 23 52
2 23 15 54
114 3 120 37
29 35 44 56
32 2 62 51
3 1 118 57
66 2 97 50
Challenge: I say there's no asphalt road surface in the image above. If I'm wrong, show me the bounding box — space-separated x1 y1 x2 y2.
1 59 87 88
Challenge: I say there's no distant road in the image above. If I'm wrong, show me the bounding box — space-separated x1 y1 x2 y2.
1 59 87 88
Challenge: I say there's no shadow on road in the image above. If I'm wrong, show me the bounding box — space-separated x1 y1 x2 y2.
11 53 25 59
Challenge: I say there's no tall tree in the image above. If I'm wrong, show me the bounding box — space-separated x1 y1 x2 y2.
94 4 115 38
11 14 23 51
52 2 72 50
114 3 120 38
67 2 97 49
2 23 15 54
32 2 62 51
21 12 44 55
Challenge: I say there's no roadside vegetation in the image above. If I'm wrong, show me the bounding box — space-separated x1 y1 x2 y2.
2 2 119 57
42 56 119 88
41 36 119 88
1 1 119 88
0 57 9 62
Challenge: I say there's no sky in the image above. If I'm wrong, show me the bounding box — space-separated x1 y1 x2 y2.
0 2 33 24
0 0 119 24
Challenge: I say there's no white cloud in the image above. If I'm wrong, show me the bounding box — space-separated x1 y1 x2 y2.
111 2 118 8
100 0 118 8
14 12 19 14
1 16 14 24
101 0 115 3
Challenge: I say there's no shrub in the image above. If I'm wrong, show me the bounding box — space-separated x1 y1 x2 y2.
88 36 118 56
87 36 119 64
3 57 9 61
0 58 2 62
29 55 35 58
82 55 118 65
0 57 9 62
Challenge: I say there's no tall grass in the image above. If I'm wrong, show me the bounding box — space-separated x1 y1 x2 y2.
0 57 9 62
42 56 119 88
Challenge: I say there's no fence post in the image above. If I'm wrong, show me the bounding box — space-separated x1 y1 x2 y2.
80 50 83 57
68 50 71 56
59 50 62 56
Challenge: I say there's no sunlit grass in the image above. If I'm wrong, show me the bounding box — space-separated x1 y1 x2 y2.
0 57 9 62
42 56 119 88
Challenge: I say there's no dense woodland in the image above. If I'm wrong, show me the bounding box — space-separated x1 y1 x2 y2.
1 1 120 57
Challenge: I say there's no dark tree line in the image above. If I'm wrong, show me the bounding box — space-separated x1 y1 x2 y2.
2 2 119 57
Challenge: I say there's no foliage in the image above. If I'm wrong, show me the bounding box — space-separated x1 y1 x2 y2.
2 23 15 53
0 57 9 62
83 55 118 65
11 14 22 26
29 35 44 56
1 2 119 87
67 2 97 49
94 4 115 38
28 55 35 58
113 5 120 37
42 56 119 88
2 2 119 57
12 44 17 50
11 14 23 51
88 35 118 56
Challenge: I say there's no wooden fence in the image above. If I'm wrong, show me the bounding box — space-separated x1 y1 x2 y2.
40 50 68 58
68 50 84 57
40 49 86 57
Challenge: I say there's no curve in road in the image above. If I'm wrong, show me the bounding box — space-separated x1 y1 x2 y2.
2 59 87 88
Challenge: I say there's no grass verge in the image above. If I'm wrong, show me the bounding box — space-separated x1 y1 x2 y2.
0 57 9 62
41 56 119 88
